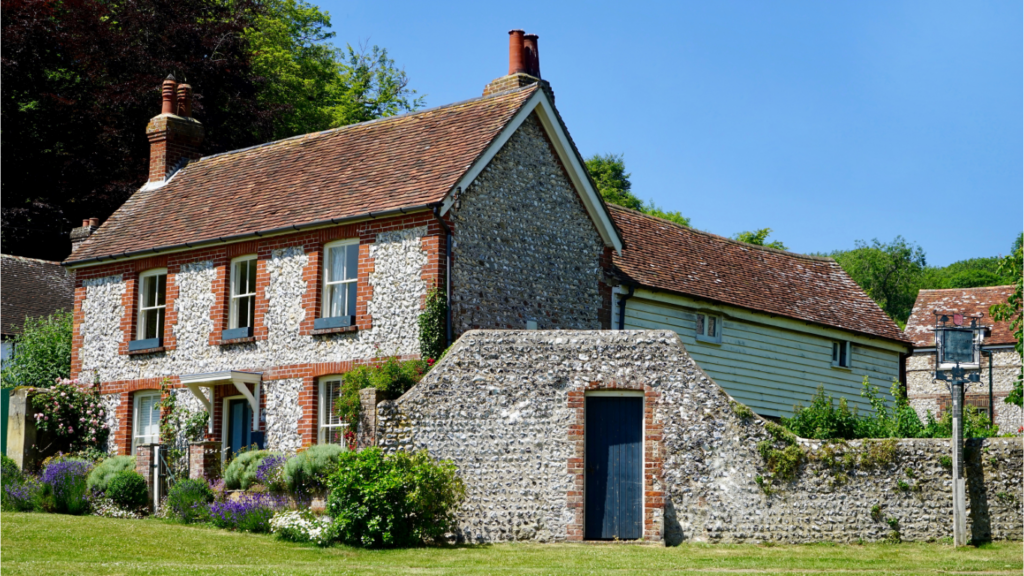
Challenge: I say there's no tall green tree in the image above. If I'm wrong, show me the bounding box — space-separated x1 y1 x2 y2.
584 154 690 227
1 311 73 388
733 228 787 250
990 234 1023 408
245 0 422 140
830 237 926 327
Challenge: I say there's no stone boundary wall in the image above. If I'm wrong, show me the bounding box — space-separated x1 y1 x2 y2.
376 330 1023 545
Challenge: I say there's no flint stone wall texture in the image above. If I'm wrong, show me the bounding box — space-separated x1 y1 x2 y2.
906 350 1023 434
376 330 1023 544
451 113 604 335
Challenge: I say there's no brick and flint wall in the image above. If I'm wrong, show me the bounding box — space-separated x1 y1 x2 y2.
72 213 444 455
376 330 1022 544
450 112 610 335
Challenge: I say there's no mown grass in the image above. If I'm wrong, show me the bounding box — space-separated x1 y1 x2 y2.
1 512 1021 575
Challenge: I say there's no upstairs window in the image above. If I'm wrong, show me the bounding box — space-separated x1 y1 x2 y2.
695 312 722 343
832 341 851 368
133 391 161 453
225 255 257 339
131 269 167 350
317 239 359 330
319 377 346 445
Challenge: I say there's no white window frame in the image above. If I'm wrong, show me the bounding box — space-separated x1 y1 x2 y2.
137 268 168 342
321 239 360 319
832 341 852 369
318 376 348 445
229 255 258 330
695 312 723 344
132 391 161 454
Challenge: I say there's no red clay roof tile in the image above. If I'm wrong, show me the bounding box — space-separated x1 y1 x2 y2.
609 205 907 344
904 286 1016 347
67 86 539 264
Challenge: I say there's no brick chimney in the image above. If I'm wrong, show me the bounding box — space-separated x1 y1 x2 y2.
145 74 204 186
484 30 549 97
70 218 100 253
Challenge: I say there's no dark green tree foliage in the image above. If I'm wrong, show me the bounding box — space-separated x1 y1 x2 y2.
733 228 788 250
105 470 149 511
417 288 447 362
2 0 274 261
1 311 73 388
829 237 926 327
326 448 465 548
990 234 1022 407
584 154 691 227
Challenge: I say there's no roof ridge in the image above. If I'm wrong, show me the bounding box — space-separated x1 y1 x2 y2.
609 204 835 263
918 286 1015 293
1 253 64 265
193 84 541 166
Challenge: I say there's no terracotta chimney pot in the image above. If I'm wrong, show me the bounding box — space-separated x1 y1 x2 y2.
508 30 526 75
88 217 100 227
161 74 178 115
523 34 540 78
176 83 193 118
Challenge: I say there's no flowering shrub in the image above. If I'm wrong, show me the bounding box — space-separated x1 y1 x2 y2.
209 493 284 533
224 450 274 490
39 459 92 514
270 510 333 546
166 479 215 524
31 378 109 453
283 444 345 497
255 454 287 493
92 496 143 519
2 478 40 512
326 448 465 548
157 382 210 481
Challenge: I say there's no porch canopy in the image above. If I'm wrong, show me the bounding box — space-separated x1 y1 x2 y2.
180 370 262 432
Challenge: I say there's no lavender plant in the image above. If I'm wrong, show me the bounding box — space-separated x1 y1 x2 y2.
255 454 287 494
2 478 40 512
39 459 92 514
209 493 284 533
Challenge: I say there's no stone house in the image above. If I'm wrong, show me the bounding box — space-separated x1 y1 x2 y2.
606 206 910 418
904 286 1022 433
62 30 622 458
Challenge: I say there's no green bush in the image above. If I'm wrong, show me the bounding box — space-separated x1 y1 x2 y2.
284 444 345 497
106 470 149 510
783 387 860 440
333 357 428 426
166 479 215 524
417 288 447 362
224 450 272 490
922 405 1000 439
2 454 23 484
326 447 465 548
0 310 72 389
87 456 136 493
38 459 92 515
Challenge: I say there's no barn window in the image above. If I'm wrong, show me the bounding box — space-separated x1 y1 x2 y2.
695 312 722 343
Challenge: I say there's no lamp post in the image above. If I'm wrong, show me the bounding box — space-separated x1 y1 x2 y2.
933 312 983 547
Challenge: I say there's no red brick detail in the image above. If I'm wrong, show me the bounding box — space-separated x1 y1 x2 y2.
119 272 139 355
566 381 664 542
109 378 166 456
299 225 359 336
162 265 179 351
208 249 231 346
70 281 87 379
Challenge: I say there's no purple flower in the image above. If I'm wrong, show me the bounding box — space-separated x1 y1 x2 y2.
254 455 286 486
209 493 284 533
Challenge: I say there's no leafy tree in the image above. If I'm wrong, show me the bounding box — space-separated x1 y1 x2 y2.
830 237 926 327
584 153 690 227
246 0 422 140
1 311 73 388
990 234 1022 407
920 256 1016 289
733 228 787 250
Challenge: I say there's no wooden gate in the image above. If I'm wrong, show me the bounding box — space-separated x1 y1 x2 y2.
584 395 643 540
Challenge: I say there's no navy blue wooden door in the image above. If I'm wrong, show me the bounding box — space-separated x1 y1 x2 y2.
228 399 252 456
585 396 643 540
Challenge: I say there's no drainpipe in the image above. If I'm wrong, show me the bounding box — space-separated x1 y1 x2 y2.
431 205 453 346
617 285 636 331
983 349 994 422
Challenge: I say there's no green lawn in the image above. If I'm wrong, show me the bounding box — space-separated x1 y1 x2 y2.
1 513 1020 575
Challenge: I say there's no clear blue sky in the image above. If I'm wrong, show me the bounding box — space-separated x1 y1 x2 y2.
317 0 1021 266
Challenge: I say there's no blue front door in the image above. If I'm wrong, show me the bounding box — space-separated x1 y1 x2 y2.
228 399 252 456
585 396 643 540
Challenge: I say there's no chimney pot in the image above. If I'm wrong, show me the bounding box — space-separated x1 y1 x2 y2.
88 217 100 227
82 219 91 227
508 29 527 75
161 76 178 115
176 83 193 118
523 34 540 78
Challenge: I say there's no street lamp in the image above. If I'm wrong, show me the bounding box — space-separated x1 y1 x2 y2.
933 312 983 548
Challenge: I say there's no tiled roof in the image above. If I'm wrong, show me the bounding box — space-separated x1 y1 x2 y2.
1 254 75 336
608 206 907 344
904 286 1016 348
66 85 540 264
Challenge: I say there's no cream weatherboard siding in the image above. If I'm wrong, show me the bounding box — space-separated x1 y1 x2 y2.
621 289 904 418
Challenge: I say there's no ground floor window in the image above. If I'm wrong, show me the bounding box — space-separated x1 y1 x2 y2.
133 391 161 453
319 377 346 444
